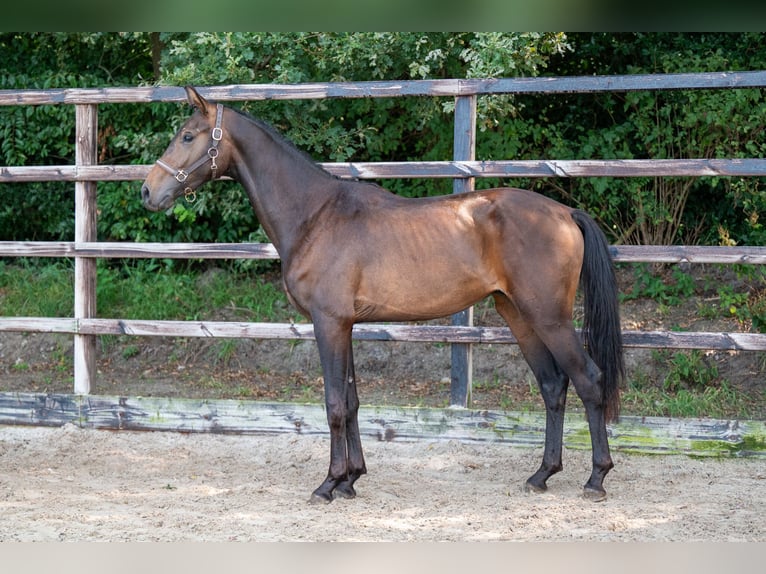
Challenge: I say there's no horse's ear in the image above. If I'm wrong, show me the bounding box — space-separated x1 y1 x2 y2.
185 86 210 117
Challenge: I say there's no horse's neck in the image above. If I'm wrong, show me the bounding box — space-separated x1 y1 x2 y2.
229 118 337 258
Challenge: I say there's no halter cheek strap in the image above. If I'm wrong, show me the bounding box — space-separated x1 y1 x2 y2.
155 103 224 203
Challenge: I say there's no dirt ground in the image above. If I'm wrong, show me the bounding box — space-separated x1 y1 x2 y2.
0 423 764 542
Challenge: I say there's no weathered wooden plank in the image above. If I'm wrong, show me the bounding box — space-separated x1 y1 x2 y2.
5 159 766 183
73 104 98 395
450 95 478 407
0 82 462 106
0 317 77 333
0 393 82 427
0 165 143 182
3 241 766 265
73 242 281 259
79 319 317 340
0 241 75 257
3 317 766 352
0 165 78 182
326 158 766 179
472 71 766 94
2 71 766 106
611 245 766 264
1 393 763 457
621 330 766 351
79 395 330 435
0 241 279 259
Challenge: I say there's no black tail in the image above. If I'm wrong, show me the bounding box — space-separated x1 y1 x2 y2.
571 210 624 422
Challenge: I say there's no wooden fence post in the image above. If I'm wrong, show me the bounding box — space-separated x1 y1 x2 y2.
450 94 477 407
73 104 98 394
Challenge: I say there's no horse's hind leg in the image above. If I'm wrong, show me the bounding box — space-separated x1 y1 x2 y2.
522 347 570 494
494 294 569 494
536 327 614 501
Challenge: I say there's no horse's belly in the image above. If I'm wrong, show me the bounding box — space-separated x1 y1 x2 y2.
353 274 493 322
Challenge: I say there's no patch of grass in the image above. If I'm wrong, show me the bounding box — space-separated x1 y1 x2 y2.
12 360 30 372
197 376 227 394
0 260 74 317
473 373 503 392
0 260 297 334
93 262 295 322
622 379 751 419
121 345 141 359
214 339 239 366
622 351 753 419
658 349 719 393
620 349 753 418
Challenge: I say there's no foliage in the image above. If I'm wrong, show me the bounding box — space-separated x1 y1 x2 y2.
159 32 569 199
621 263 695 306
2 33 766 250
657 349 720 393
702 265 766 332
510 32 766 245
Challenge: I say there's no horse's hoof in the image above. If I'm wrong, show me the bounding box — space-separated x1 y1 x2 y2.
333 483 357 500
582 487 607 502
308 491 333 505
523 480 547 495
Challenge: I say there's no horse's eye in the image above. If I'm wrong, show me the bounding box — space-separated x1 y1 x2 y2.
182 132 194 143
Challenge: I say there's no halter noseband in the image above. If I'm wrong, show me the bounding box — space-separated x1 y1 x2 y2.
155 103 224 203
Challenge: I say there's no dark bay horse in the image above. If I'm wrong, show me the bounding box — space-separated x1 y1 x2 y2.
142 86 624 503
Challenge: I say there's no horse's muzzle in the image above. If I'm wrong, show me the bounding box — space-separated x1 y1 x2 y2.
141 184 167 212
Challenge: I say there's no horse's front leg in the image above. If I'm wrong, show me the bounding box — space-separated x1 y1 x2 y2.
309 317 361 504
333 344 367 499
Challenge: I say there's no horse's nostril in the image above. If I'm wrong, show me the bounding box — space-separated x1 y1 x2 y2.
141 185 150 204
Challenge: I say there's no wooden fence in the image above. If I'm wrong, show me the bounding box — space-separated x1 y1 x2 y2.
2 71 766 413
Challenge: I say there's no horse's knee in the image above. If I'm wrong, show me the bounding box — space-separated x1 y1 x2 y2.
326 401 348 431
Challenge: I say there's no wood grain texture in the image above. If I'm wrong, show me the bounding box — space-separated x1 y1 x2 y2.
0 393 762 457
5 159 766 183
2 71 766 105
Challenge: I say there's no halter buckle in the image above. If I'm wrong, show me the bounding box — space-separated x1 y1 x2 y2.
175 169 189 183
211 127 223 141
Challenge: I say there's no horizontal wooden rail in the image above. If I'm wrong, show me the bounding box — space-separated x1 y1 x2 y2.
1 317 765 352
1 392 763 457
2 242 766 264
0 241 280 259
3 71 766 106
4 158 766 183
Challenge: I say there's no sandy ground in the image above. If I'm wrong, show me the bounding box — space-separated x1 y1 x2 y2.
0 423 763 542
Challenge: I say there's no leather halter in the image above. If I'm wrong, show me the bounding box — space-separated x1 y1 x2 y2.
155 103 224 203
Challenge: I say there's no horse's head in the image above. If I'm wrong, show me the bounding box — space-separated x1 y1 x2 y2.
141 86 229 212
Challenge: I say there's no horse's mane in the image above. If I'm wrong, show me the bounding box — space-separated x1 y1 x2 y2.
229 106 340 180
